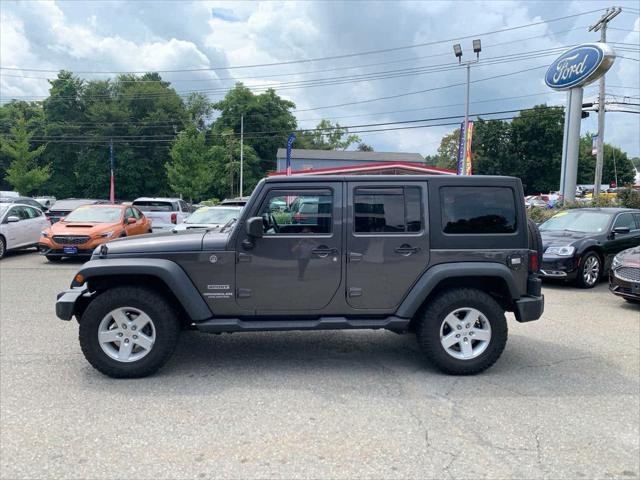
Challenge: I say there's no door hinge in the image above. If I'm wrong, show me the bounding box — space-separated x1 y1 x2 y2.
348 287 363 297
237 252 251 263
237 288 252 298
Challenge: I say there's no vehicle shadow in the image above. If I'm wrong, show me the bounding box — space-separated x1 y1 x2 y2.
81 328 638 399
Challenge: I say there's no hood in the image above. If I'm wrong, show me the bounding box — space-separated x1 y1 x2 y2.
50 221 120 235
617 246 640 267
102 230 207 255
540 230 588 249
173 223 222 231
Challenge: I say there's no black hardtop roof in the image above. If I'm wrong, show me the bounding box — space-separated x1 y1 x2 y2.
264 174 519 183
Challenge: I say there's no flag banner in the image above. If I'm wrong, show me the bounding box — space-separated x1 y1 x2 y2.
465 121 474 176
109 141 115 203
286 133 296 176
456 122 465 175
591 135 598 155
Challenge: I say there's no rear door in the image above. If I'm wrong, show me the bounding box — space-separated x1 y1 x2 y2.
346 182 429 310
235 183 343 314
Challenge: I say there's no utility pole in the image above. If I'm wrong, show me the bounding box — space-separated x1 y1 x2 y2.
589 7 621 198
239 114 244 198
453 39 481 175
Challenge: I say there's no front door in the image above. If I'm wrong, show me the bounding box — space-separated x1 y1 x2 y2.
346 182 429 310
606 212 640 265
235 184 343 314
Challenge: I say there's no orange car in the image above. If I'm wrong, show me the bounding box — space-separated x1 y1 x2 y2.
39 204 152 261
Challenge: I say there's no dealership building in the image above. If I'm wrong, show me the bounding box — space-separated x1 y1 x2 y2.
272 149 455 176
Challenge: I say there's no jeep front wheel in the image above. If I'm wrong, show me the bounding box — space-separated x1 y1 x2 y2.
79 287 180 378
416 288 508 375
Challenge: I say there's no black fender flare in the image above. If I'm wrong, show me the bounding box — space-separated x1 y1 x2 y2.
395 262 521 319
75 258 212 321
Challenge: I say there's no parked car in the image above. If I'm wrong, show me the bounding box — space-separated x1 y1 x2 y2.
48 199 108 224
56 175 544 378
172 206 243 232
34 196 57 210
525 196 549 209
0 195 51 212
132 197 191 232
219 197 250 207
609 246 640 303
539 208 640 288
0 202 50 259
39 204 151 261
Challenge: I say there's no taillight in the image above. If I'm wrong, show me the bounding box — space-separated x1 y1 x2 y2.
171 212 177 224
529 250 539 273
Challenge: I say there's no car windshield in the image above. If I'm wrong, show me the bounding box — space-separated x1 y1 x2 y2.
64 206 123 223
540 211 611 233
185 207 240 224
133 201 174 212
0 204 9 216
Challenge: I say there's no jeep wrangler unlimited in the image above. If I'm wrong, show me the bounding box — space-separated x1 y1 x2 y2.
56 175 544 378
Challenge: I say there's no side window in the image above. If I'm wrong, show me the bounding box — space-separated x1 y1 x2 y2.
24 207 38 219
7 207 23 220
613 213 636 231
132 207 142 219
634 214 640 230
125 207 134 220
354 187 422 233
258 190 333 235
441 186 517 234
179 200 189 213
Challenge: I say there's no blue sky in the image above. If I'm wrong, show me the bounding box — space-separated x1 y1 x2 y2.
1 0 638 157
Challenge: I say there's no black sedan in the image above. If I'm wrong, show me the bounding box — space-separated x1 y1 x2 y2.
539 208 640 288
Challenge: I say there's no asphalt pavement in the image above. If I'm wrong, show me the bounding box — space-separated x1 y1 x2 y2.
0 250 638 479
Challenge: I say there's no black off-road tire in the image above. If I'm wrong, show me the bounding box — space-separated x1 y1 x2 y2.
416 288 508 375
79 286 181 378
574 251 601 289
46 255 62 262
0 236 6 259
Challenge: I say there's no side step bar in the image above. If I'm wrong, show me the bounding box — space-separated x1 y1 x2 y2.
195 316 410 334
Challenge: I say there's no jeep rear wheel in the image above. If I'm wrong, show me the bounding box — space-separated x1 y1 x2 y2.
79 287 180 378
416 288 508 375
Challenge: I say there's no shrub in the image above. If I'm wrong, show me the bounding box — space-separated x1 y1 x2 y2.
617 188 640 209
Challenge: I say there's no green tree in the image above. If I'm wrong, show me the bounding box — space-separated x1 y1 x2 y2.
212 83 297 172
472 119 514 176
209 130 261 199
167 126 215 202
578 134 636 187
298 119 361 151
433 128 461 171
357 142 374 152
1 117 49 195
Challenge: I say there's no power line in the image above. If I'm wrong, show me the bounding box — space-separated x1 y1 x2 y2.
0 8 605 74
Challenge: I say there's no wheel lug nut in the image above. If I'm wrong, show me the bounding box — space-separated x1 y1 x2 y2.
121 324 127 329
465 324 470 328
124 338 129 344
463 337 468 342
455 334 460 338
133 335 138 340
131 326 137 331
118 332 123 337
457 325 462 330
469 332 474 336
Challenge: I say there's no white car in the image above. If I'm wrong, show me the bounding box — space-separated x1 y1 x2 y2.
172 206 243 232
0 203 51 259
132 197 192 232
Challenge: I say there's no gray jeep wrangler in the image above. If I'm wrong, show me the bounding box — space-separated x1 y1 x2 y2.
56 175 544 378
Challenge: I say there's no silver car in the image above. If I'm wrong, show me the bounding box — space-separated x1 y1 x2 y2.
0 203 51 259
172 206 242 232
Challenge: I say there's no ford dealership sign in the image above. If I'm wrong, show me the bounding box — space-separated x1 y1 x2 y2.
545 43 615 90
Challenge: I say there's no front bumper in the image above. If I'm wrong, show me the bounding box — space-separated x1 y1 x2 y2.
39 237 104 257
514 294 544 322
540 255 579 280
55 284 90 320
609 269 640 301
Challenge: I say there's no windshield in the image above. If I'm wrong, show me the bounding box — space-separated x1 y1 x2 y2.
185 207 240 224
0 204 9 216
64 206 123 223
133 201 174 212
540 211 611 233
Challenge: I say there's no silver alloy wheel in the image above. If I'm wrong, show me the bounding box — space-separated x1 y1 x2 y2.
583 255 600 286
98 307 156 363
439 307 492 360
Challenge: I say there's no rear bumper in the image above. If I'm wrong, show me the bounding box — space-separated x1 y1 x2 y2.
55 285 90 320
514 295 544 322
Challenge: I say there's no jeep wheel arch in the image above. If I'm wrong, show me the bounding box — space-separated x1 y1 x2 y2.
75 258 212 322
396 262 521 319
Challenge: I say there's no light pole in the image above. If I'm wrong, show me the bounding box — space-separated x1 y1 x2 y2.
453 39 481 175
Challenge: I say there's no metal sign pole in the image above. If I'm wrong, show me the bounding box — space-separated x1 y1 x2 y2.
560 87 584 202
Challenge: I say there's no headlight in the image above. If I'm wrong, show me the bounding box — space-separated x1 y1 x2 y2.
40 230 49 237
612 254 623 269
100 231 115 238
545 246 575 256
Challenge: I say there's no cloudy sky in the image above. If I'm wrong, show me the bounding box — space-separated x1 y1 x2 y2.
1 0 638 157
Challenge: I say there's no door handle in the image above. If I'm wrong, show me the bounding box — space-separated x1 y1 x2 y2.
311 246 337 258
394 244 420 256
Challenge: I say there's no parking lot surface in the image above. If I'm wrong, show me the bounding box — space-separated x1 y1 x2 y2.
1 250 639 479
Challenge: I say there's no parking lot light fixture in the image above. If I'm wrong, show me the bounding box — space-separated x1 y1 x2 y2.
473 39 482 57
453 44 462 62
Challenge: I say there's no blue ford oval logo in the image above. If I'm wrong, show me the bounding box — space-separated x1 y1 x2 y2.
545 43 615 90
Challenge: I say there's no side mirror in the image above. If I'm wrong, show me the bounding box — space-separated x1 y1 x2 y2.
246 216 264 238
127 217 136 224
7 216 20 223
613 226 631 235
